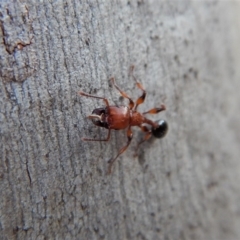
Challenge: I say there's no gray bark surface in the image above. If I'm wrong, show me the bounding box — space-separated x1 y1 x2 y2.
1 1 240 239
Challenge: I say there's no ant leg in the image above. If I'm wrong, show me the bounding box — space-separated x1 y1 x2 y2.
130 66 146 111
143 104 166 114
108 127 133 174
79 91 109 107
82 129 111 142
110 77 134 110
134 125 152 157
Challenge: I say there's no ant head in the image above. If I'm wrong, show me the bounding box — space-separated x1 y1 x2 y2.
88 108 109 129
152 120 168 138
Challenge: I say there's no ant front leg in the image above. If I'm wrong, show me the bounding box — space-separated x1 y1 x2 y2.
82 129 111 142
79 91 109 107
129 66 146 111
110 77 134 110
134 125 152 157
108 127 133 174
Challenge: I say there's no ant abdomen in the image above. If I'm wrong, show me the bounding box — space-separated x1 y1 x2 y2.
152 120 168 138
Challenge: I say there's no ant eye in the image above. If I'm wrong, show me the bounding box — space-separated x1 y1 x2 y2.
152 120 168 138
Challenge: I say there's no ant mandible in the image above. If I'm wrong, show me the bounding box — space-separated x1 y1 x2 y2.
79 66 168 173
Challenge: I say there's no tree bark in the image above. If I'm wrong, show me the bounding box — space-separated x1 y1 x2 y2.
1 1 240 239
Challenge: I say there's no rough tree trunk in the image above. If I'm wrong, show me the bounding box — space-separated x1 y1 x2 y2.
1 1 240 239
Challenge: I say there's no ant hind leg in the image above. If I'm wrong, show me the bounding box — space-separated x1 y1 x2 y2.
108 127 133 174
130 66 146 111
134 125 152 157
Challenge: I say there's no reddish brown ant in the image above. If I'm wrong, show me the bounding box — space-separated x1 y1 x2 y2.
79 66 168 173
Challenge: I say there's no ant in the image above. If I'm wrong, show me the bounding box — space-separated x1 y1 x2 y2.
79 66 168 173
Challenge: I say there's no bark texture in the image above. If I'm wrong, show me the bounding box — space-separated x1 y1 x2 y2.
1 1 240 239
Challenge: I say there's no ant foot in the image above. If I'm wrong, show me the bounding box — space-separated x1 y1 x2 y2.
130 65 135 72
133 152 138 158
107 159 113 174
